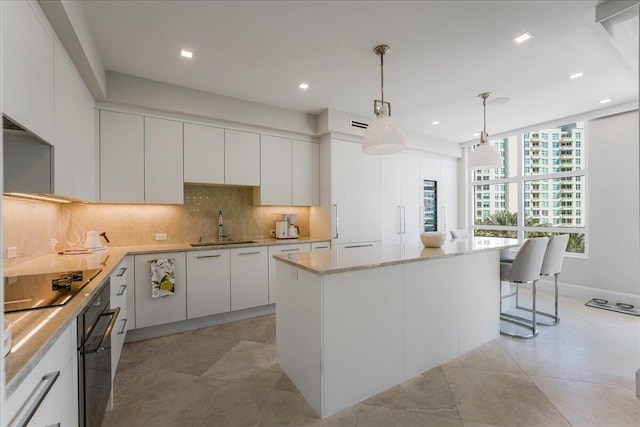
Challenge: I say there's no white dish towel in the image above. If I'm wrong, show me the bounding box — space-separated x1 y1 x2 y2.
150 258 175 298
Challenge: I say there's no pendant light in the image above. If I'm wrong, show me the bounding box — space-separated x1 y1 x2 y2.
362 44 406 155
467 92 502 169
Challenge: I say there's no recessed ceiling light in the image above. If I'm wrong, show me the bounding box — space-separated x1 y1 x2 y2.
180 49 193 59
298 82 309 90
432 121 440 125
568 72 583 80
599 98 612 104
512 32 532 44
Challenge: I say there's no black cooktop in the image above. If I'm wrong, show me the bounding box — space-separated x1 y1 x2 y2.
3 269 102 313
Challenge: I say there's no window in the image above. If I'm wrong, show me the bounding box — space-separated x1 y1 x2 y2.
471 122 586 253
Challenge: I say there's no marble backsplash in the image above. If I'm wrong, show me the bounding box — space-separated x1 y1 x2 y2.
2 185 310 267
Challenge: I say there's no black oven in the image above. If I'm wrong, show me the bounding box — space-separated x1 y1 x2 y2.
77 282 119 427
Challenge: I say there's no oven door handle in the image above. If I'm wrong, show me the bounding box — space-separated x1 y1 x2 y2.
87 307 120 354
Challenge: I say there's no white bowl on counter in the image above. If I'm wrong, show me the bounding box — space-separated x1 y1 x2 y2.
420 232 448 248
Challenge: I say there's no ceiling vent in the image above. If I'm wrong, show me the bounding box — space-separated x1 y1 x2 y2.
350 120 369 130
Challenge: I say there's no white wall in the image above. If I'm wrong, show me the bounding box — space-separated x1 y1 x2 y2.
560 110 640 297
105 71 317 136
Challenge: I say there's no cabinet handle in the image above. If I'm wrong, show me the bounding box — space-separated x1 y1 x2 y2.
397 206 403 234
402 205 407 234
116 267 127 277
45 424 61 427
314 245 328 249
344 244 373 249
442 206 446 231
118 318 128 335
238 251 261 255
197 254 222 259
333 204 339 239
281 248 300 252
116 284 127 296
14 371 60 427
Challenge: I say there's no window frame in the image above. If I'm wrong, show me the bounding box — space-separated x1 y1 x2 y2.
466 127 589 258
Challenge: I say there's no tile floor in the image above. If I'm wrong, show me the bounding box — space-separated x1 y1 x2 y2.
102 292 639 426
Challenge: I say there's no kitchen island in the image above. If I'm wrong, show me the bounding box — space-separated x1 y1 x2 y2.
274 237 518 418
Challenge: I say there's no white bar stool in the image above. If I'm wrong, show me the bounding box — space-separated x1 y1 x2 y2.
500 237 549 339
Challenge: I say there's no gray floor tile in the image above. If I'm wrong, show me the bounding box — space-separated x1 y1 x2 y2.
191 314 276 344
365 366 460 419
355 403 464 427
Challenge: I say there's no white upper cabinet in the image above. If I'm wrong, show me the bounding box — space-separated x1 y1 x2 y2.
292 140 320 206
184 123 225 184
254 136 320 206
224 129 260 186
54 47 97 201
144 117 184 204
2 0 55 142
255 135 292 205
100 110 145 203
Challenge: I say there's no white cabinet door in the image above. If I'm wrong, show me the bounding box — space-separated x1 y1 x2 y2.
184 123 225 184
186 249 231 319
439 159 459 232
331 139 381 245
268 243 311 304
54 47 96 200
401 154 422 246
26 358 78 427
381 154 404 246
230 247 268 310
256 135 292 205
100 110 145 203
145 117 184 204
292 140 320 206
134 252 187 328
2 0 55 142
225 129 260 186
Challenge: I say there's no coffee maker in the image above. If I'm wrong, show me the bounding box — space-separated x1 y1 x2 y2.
275 214 299 239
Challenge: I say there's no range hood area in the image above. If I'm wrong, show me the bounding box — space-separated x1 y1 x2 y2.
3 115 55 197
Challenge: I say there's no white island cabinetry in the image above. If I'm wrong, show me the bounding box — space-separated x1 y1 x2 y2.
267 243 312 304
275 239 512 418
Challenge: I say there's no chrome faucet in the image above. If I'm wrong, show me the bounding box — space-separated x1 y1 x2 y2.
218 210 224 242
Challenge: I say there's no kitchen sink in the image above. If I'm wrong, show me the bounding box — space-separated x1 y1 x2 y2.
190 240 255 247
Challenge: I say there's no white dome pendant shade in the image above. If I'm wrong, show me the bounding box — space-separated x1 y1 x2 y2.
467 92 502 169
362 45 406 155
362 114 405 154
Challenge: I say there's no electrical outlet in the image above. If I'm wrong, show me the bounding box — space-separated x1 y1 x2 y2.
7 247 17 259
155 233 167 241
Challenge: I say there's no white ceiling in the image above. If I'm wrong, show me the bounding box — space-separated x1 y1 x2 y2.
79 0 637 143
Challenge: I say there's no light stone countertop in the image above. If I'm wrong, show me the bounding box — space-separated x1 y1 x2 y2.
274 237 520 276
3 237 328 398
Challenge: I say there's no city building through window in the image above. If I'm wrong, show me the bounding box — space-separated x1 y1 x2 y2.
470 122 586 253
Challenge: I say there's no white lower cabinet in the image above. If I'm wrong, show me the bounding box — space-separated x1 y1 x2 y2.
186 249 231 319
110 259 129 382
134 252 187 328
268 243 312 304
5 321 77 427
230 247 268 310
